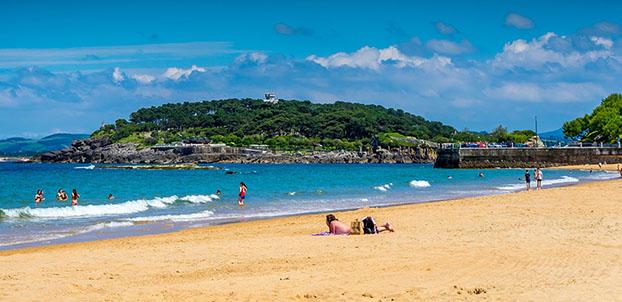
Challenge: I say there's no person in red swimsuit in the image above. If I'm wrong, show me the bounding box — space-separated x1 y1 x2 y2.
238 182 247 208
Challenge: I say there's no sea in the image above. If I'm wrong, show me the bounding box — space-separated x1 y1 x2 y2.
0 162 618 250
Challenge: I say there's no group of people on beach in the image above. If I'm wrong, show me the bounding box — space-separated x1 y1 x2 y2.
35 189 80 206
524 168 544 191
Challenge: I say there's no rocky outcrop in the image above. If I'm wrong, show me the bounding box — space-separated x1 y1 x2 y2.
36 137 437 164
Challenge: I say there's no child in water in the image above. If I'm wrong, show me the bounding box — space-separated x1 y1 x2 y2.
71 189 80 206
238 182 247 208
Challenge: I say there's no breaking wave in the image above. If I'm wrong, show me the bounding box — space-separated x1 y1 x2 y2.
409 180 431 188
0 194 217 219
374 183 393 191
74 165 95 170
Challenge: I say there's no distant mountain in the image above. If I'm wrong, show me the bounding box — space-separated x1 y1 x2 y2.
0 133 89 156
539 128 569 142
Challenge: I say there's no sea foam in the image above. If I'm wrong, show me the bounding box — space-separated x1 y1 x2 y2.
409 180 431 188
496 176 579 191
0 194 216 219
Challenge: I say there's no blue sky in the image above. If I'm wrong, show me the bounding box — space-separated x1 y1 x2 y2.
1 0 621 137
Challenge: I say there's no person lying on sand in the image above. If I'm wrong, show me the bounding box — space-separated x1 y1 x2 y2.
325 214 394 235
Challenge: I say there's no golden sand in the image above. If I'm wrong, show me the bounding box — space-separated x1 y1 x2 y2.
552 163 622 172
2 180 622 301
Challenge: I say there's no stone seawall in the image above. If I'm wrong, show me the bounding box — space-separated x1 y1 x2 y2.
434 147 622 168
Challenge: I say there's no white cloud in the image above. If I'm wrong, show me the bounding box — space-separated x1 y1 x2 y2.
306 46 451 70
0 41 238 70
235 52 268 64
162 65 206 80
131 74 156 84
590 36 613 49
492 32 615 70
112 67 125 83
505 13 534 29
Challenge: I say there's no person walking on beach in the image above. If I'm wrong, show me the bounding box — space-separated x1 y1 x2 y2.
238 182 247 208
535 168 543 190
71 189 80 206
524 169 531 191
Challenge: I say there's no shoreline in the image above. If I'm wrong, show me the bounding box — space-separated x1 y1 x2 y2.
2 179 622 300
1 166 614 251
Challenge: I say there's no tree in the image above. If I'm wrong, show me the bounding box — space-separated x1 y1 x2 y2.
562 94 622 142
490 125 509 142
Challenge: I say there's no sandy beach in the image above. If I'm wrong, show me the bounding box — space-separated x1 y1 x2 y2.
553 163 622 172
2 179 622 301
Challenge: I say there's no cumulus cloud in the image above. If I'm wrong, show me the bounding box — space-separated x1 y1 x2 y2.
162 65 206 80
433 22 457 35
505 13 534 29
305 46 453 70
274 23 313 36
131 74 156 84
590 36 613 49
491 32 615 70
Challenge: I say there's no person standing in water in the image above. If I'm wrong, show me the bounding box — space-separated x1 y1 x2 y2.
535 168 543 190
71 189 80 206
238 182 247 208
34 190 44 204
524 169 531 191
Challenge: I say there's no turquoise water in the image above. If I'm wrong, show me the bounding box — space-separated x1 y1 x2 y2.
0 163 617 249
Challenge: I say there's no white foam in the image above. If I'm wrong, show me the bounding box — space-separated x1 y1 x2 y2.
0 196 179 219
80 221 134 233
125 210 214 222
288 192 297 196
409 180 431 188
179 195 214 203
74 165 95 170
496 176 579 191
374 183 392 191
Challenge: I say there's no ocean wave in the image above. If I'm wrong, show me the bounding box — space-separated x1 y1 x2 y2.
125 210 214 222
80 221 135 233
496 176 579 191
409 180 431 188
74 165 95 170
0 194 216 219
374 183 393 191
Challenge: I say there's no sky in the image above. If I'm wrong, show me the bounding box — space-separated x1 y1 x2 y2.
1 0 621 138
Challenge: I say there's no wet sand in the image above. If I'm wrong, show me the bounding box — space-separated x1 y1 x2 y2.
2 180 621 301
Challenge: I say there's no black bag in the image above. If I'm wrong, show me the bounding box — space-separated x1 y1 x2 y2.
362 216 377 234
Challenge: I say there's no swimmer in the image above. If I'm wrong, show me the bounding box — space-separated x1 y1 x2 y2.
34 190 44 204
107 193 114 200
215 190 222 196
238 182 247 208
71 189 80 206
479 172 485 178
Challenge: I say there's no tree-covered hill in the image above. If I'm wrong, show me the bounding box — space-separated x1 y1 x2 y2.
93 99 456 150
